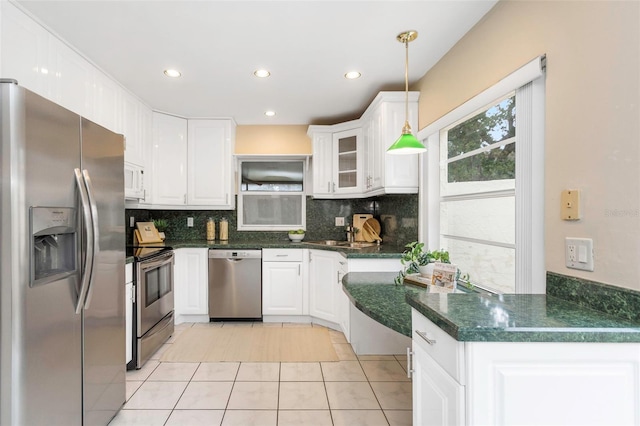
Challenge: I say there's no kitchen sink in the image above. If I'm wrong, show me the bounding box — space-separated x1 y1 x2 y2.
305 240 378 249
307 240 341 246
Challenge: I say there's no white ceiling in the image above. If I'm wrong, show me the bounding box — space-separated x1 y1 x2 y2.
16 0 497 125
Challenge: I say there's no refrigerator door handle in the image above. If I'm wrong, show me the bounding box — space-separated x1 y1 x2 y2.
82 169 100 310
74 168 95 314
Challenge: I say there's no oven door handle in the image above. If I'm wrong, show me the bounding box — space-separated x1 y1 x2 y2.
139 252 174 271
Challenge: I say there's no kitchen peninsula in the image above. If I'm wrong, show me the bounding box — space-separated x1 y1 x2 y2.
342 271 640 425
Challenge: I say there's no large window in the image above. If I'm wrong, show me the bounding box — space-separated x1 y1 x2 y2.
420 56 545 294
237 159 306 231
440 94 516 293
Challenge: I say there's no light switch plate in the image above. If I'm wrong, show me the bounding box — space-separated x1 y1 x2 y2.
561 189 581 220
187 217 194 227
565 237 594 271
335 217 345 226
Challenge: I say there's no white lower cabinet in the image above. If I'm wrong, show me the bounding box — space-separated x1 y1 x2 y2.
413 342 465 426
308 249 341 324
174 248 209 323
411 308 640 426
262 249 305 316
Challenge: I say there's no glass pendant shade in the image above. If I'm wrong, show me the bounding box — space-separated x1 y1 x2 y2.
387 132 426 155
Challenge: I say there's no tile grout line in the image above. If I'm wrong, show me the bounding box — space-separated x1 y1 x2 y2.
357 356 392 426
319 361 336 426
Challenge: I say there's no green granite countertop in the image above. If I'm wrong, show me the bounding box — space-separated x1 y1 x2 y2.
162 239 404 258
343 272 640 343
342 272 421 337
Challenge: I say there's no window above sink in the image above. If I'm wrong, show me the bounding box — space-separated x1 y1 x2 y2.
236 156 308 231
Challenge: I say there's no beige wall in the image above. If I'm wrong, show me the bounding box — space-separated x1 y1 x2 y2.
235 125 312 155
414 0 640 290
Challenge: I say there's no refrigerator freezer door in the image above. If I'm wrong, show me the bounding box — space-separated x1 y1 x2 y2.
80 118 126 425
1 83 83 425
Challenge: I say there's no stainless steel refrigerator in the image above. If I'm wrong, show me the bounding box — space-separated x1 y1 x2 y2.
0 80 125 425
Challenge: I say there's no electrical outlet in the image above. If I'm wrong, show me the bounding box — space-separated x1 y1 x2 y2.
187 217 194 227
129 216 135 227
565 237 594 271
567 243 577 262
335 217 345 226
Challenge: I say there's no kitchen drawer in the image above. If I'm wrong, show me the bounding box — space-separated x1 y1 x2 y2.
262 249 303 262
412 308 465 384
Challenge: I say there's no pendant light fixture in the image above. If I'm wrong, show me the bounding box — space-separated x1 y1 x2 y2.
387 30 426 155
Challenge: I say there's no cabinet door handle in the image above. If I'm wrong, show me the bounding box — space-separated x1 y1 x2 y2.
333 182 336 192
406 347 414 379
327 182 331 193
415 330 436 345
298 264 301 276
184 194 187 204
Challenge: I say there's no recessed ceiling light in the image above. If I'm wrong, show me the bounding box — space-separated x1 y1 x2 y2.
254 69 271 78
163 69 181 78
265 111 276 117
344 71 361 79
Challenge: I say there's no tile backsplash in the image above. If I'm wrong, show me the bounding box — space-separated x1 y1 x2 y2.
126 194 418 246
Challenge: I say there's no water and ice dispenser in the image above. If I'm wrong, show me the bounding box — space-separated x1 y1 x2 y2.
30 207 77 286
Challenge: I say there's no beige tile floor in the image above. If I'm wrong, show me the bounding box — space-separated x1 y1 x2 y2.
110 322 412 426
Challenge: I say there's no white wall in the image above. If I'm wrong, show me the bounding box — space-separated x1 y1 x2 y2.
414 0 640 291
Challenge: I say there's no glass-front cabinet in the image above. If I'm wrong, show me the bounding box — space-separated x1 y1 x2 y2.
308 92 418 199
333 129 362 194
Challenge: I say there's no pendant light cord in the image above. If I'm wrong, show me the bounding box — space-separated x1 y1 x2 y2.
404 38 409 131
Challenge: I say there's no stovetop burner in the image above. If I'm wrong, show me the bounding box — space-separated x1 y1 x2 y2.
126 244 173 261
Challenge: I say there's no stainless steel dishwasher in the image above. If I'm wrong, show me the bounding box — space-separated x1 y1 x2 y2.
208 249 262 320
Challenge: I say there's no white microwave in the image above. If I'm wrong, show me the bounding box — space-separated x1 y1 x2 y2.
124 162 145 200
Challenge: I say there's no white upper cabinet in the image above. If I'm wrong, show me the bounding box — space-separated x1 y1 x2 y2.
310 131 333 196
0 3 49 96
333 128 363 195
187 119 234 208
149 113 235 209
48 37 95 120
122 92 148 167
0 2 153 140
151 112 188 205
308 122 362 199
367 92 419 193
308 92 419 199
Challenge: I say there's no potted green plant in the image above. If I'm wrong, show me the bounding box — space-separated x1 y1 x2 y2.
394 242 450 285
417 248 450 279
152 218 169 240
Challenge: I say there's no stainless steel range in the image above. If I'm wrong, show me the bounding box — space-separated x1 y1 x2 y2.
127 245 174 369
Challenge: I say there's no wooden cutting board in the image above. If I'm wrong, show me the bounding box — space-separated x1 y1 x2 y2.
362 218 382 242
352 214 372 241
